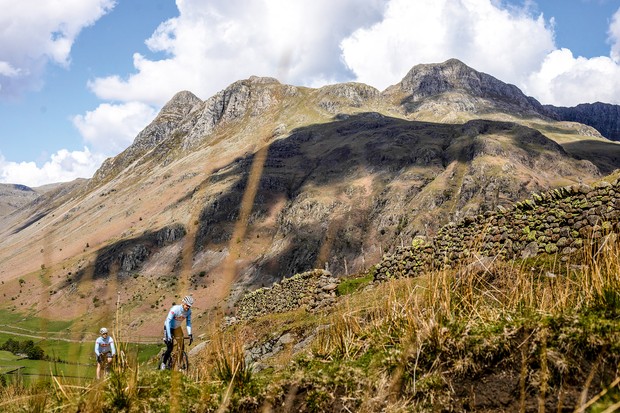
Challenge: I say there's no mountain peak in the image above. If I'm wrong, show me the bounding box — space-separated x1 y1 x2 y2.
387 58 547 116
158 90 202 120
246 75 280 85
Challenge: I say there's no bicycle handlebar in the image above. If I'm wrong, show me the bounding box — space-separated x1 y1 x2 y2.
164 336 192 342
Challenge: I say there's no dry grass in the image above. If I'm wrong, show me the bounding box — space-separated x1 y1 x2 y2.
304 235 620 411
0 236 618 412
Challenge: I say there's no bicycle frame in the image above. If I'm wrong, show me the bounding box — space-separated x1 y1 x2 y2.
98 353 113 379
161 336 191 371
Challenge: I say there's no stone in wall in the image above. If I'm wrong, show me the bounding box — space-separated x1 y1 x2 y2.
375 178 620 281
236 269 340 320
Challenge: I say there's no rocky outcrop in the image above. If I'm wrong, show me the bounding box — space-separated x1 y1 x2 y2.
236 269 340 320
90 91 202 186
375 178 620 281
179 76 291 149
546 102 620 141
316 82 380 113
385 58 549 117
93 223 186 277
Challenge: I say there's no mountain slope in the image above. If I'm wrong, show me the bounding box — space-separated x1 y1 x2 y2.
546 101 620 141
1 59 620 337
0 184 39 219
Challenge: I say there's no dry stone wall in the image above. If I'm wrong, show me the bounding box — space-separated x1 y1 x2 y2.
376 179 620 281
236 269 339 320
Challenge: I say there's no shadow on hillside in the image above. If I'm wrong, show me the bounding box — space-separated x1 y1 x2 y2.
561 139 620 175
193 113 458 283
190 113 613 286
85 114 620 286
70 224 186 286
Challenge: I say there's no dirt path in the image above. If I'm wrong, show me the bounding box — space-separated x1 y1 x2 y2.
0 328 160 344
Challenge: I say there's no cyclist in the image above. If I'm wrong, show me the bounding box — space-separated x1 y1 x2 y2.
161 295 194 370
95 327 116 379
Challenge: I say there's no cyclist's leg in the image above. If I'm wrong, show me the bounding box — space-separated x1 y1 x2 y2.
162 327 173 368
99 356 106 378
101 353 110 377
172 327 184 369
106 354 113 374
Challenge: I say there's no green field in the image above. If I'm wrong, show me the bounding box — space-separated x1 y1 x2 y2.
1 339 162 384
0 311 163 384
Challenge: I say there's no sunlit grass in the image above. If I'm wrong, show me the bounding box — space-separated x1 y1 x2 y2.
1 235 619 411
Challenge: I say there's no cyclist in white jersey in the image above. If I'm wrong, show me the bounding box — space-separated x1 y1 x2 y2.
95 327 116 379
161 296 194 369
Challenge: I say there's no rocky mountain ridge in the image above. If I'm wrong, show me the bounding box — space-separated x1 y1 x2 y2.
385 58 548 117
2 59 620 337
0 183 39 218
546 101 620 141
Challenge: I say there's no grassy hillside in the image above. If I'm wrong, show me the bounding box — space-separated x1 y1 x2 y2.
1 236 618 412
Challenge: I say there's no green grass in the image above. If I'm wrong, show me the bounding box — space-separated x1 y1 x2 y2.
336 272 374 296
0 309 73 333
0 313 163 386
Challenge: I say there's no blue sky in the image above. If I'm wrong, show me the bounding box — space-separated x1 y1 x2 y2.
1 0 620 187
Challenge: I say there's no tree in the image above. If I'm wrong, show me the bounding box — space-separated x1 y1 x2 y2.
0 338 45 360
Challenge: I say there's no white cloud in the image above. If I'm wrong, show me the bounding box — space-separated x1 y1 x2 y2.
340 0 555 91
0 0 115 98
610 6 620 63
0 149 106 188
338 0 620 106
0 99 153 186
73 102 157 156
0 61 20 77
5 0 620 187
522 5 620 106
87 0 385 105
524 48 620 106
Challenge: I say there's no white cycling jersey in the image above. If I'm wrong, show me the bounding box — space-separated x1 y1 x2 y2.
95 335 116 357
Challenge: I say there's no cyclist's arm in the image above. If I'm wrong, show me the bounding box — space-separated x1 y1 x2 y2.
110 338 116 356
186 310 192 336
164 308 174 339
94 339 100 356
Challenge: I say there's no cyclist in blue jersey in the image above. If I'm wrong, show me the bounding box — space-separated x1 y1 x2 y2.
160 296 194 369
95 327 116 379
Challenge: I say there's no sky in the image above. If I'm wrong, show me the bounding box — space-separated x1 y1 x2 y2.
1 0 620 187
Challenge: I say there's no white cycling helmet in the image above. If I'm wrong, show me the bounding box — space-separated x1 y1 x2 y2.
182 296 194 307
100 327 108 334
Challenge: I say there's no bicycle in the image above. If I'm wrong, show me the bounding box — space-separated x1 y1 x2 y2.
159 336 191 371
98 352 113 379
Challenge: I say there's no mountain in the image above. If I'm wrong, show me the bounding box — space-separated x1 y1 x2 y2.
1 59 620 337
546 102 620 141
0 184 39 219
384 58 549 118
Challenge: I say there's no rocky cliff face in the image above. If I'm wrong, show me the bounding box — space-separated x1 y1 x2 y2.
90 90 203 186
546 102 620 141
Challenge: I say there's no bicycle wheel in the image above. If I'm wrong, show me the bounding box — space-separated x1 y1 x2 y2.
102 356 112 378
180 351 189 370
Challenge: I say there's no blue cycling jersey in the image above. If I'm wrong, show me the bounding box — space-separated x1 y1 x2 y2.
164 304 192 339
